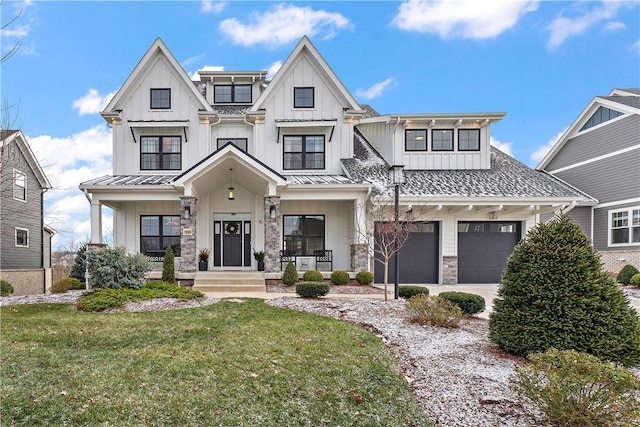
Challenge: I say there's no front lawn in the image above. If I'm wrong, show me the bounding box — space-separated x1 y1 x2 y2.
1 299 432 426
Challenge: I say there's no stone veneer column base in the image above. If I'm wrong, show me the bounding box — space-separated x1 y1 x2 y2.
442 256 458 285
264 196 281 273
180 197 197 273
350 243 369 272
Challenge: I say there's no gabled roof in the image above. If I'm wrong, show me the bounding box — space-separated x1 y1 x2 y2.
102 38 213 119
537 88 640 170
250 36 363 114
1 130 51 190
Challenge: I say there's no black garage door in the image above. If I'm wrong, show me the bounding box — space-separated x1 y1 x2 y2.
374 222 439 284
458 221 521 283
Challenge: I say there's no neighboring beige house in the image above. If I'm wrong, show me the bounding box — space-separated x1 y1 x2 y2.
80 37 589 289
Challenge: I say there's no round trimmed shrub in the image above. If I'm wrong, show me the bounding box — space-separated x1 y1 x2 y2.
0 279 14 296
330 270 349 286
438 291 485 315
282 261 298 286
406 294 463 328
630 273 640 287
355 271 374 285
302 270 323 282
399 285 429 299
616 264 639 285
296 281 330 298
489 214 640 367
55 277 84 292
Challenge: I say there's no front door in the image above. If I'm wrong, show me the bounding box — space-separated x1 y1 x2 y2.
213 217 252 268
222 221 243 266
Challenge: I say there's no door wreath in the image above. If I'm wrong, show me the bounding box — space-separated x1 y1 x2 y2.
225 222 239 234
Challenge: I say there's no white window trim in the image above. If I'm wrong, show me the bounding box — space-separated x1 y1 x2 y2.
15 227 29 248
608 206 640 247
13 168 27 202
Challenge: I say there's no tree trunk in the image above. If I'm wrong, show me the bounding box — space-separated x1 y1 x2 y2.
383 260 389 301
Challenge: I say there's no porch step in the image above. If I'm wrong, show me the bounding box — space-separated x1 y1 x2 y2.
193 272 266 293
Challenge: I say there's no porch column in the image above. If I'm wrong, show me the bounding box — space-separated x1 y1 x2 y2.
351 194 369 272
180 197 197 272
264 196 280 273
90 199 103 244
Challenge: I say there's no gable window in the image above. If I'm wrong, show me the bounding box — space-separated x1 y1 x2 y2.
217 138 248 152
610 207 640 245
141 215 181 259
150 88 171 109
580 106 624 131
405 130 427 151
15 227 28 247
294 87 314 108
140 136 181 170
13 169 26 201
214 85 252 103
432 129 454 151
458 129 480 151
283 215 325 256
283 135 324 170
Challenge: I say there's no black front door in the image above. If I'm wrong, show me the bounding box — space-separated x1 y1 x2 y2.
222 221 242 266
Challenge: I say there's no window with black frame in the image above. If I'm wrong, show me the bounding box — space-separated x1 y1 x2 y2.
141 215 181 260
150 88 171 109
283 135 324 170
458 129 480 151
293 87 314 108
432 129 454 151
405 129 427 151
283 215 324 256
140 136 181 170
214 84 252 103
217 138 248 152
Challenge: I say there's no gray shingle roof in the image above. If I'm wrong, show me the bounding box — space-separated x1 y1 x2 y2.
342 131 597 201
602 95 640 109
214 105 252 115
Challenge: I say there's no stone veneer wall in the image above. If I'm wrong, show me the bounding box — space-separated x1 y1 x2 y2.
350 243 369 272
442 256 458 285
264 196 280 273
180 197 197 273
600 250 640 276
0 269 45 295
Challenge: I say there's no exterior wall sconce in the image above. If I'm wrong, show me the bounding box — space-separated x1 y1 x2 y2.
183 205 191 219
269 204 277 219
228 168 235 200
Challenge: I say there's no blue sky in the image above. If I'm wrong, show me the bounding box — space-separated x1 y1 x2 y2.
2 0 639 250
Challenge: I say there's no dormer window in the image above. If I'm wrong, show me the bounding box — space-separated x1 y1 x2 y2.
432 129 454 151
405 130 427 151
150 88 171 109
579 106 624 132
294 87 314 108
214 85 252 103
458 129 480 151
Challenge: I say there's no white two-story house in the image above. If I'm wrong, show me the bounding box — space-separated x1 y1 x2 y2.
80 36 590 286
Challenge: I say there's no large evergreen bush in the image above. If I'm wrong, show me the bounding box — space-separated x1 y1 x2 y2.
69 243 87 282
282 261 298 286
489 214 640 367
86 246 151 290
162 246 175 283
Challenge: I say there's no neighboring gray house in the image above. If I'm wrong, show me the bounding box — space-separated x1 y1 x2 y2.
538 88 640 274
0 130 53 295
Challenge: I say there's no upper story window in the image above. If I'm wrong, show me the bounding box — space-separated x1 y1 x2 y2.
141 215 181 259
610 207 640 245
214 84 252 103
217 138 248 152
150 88 171 109
283 135 324 170
580 106 624 132
458 129 480 151
140 136 181 170
15 227 28 247
405 130 427 151
432 129 454 151
13 169 26 201
294 87 314 108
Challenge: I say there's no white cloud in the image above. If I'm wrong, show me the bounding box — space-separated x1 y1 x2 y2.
72 88 116 115
266 60 283 80
201 0 226 14
633 39 640 53
530 127 567 165
190 65 225 81
391 0 538 39
355 78 394 100
547 2 622 49
1 24 30 38
182 53 205 68
489 137 513 157
603 21 626 32
219 4 352 48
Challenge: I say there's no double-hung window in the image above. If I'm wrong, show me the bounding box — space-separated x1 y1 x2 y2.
13 169 26 201
15 227 28 247
283 135 324 170
217 138 248 152
214 85 252 103
610 207 640 245
458 129 480 151
294 87 314 108
141 215 181 259
405 130 427 151
283 215 325 256
140 136 181 170
150 88 171 109
432 129 454 151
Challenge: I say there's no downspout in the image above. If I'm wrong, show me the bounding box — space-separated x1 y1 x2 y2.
209 117 222 151
41 188 46 293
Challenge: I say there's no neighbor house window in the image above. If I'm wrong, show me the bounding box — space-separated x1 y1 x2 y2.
13 169 26 201
405 130 427 151
283 135 324 170
294 87 314 108
141 215 181 260
458 129 480 151
214 85 252 103
432 129 453 151
283 215 325 256
150 88 171 109
217 138 248 152
15 227 28 247
140 136 181 170
610 207 640 245
580 106 624 132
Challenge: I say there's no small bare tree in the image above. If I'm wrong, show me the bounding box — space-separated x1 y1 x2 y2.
1 0 24 64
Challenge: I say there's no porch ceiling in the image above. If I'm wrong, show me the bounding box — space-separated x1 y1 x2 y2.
190 157 272 197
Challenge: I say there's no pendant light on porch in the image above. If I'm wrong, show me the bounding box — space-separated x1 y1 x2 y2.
228 168 235 200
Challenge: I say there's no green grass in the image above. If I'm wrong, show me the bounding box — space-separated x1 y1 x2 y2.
1 299 433 426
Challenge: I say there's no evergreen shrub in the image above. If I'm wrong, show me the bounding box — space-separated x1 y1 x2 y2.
399 285 429 299
489 214 640 367
406 294 463 328
631 273 640 287
53 278 84 293
438 292 485 315
355 271 374 285
0 279 14 296
302 270 323 282
330 270 349 285
282 261 298 286
86 246 151 290
617 264 640 285
69 243 87 282
296 282 330 298
162 246 175 283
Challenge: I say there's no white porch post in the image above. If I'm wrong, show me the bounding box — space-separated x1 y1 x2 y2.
90 199 103 244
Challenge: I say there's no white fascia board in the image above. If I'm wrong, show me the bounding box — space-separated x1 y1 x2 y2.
275 120 338 128
89 190 180 202
127 120 189 128
357 112 506 125
279 185 371 200
378 196 584 205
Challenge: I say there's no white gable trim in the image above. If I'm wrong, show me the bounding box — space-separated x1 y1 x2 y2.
2 130 52 189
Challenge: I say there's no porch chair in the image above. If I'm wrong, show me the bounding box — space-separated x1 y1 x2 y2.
314 249 333 271
279 250 296 271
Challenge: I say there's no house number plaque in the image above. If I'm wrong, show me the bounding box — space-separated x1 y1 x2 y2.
182 228 193 236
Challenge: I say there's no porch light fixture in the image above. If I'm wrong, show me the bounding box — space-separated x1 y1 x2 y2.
228 168 235 201
183 205 191 219
269 204 277 219
388 164 405 300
